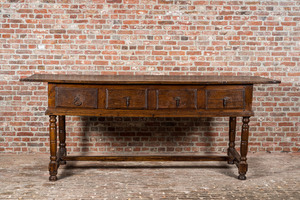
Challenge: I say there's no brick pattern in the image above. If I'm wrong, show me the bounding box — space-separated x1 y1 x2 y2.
0 0 299 153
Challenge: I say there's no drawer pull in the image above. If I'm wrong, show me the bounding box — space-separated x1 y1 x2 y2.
175 97 181 107
223 97 230 108
125 96 130 108
73 96 82 106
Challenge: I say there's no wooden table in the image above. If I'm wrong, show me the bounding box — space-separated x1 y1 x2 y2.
21 74 280 181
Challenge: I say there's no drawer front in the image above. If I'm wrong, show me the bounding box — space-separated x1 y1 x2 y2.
55 87 98 109
206 88 245 109
106 89 147 109
157 89 197 109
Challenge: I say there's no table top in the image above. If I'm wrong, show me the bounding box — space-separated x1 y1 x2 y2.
20 74 281 85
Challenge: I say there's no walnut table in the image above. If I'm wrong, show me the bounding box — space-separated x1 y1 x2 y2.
20 74 280 181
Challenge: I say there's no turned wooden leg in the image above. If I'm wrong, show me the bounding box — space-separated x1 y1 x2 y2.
227 117 236 164
49 115 58 181
238 116 250 180
59 115 67 165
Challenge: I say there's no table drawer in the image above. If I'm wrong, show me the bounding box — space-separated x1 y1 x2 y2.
55 87 98 109
157 89 197 109
106 89 147 109
206 88 245 109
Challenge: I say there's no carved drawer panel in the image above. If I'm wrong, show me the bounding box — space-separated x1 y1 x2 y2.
206 88 245 109
55 87 98 109
106 89 147 109
156 89 197 109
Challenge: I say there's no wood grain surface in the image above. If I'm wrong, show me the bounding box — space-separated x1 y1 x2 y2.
20 74 281 85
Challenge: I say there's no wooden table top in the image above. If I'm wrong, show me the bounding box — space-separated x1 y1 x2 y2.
20 74 281 85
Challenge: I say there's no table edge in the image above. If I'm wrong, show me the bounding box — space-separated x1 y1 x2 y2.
20 74 281 85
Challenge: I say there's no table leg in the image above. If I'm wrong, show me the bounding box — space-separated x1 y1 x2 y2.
59 115 67 165
227 117 236 164
238 116 250 180
49 115 58 181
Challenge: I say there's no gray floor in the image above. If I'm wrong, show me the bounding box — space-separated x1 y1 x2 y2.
0 152 299 199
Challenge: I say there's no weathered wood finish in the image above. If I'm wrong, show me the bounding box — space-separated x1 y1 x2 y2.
206 88 244 109
20 74 281 85
45 84 254 117
62 155 229 162
49 115 58 181
106 89 147 110
20 74 281 181
228 148 241 164
58 115 66 165
157 89 197 109
55 87 98 109
227 117 236 164
239 117 250 180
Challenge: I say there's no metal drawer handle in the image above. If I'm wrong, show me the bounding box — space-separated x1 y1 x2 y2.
125 97 130 108
223 97 230 107
175 97 181 107
74 96 82 106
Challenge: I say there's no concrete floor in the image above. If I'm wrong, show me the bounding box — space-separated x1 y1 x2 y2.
0 152 299 199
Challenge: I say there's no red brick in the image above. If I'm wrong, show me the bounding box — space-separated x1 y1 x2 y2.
0 0 298 154
158 21 174 25
107 0 122 3
169 51 185 55
281 22 297 26
158 0 173 4
49 29 66 34
123 20 139 24
17 9 33 13
193 1 208 5
238 31 253 35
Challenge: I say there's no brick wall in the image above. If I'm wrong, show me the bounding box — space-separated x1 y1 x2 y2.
0 0 299 154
